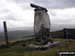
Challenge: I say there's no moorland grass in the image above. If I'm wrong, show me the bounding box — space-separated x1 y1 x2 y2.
0 37 75 56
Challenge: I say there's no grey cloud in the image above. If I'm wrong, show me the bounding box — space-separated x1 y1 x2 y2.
7 0 75 9
6 14 17 21
9 0 75 9
0 9 17 21
7 0 31 10
51 24 75 31
8 0 27 4
51 18 75 24
49 11 56 16
1 14 17 21
0 9 10 13
31 0 75 9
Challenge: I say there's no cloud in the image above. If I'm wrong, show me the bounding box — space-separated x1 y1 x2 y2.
6 0 75 10
31 0 75 9
0 0 34 29
0 0 75 31
7 0 32 10
8 0 75 9
49 8 75 25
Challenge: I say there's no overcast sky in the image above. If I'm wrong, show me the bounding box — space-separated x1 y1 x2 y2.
0 0 75 31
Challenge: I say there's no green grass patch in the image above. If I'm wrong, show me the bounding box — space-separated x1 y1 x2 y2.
0 37 75 56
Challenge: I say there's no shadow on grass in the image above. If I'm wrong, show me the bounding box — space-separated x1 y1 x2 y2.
0 38 34 50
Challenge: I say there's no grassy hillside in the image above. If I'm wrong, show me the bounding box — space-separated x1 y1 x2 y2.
0 37 75 56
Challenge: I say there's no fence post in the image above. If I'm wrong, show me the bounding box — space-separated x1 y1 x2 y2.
63 28 68 39
3 21 9 45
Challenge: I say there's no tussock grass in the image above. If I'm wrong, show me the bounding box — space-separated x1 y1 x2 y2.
0 37 75 56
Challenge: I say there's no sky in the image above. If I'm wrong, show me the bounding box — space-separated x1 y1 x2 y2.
0 0 75 31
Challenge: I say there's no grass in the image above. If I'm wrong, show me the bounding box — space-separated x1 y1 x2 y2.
0 37 75 56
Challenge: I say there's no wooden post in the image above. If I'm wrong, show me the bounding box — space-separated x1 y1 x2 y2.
3 21 9 45
63 28 68 39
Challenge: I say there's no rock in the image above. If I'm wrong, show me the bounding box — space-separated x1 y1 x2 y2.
29 4 62 50
34 6 53 44
28 45 40 50
27 41 62 50
50 41 62 48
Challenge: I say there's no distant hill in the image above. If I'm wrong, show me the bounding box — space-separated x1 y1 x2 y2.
51 28 75 39
0 28 75 42
0 30 34 42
